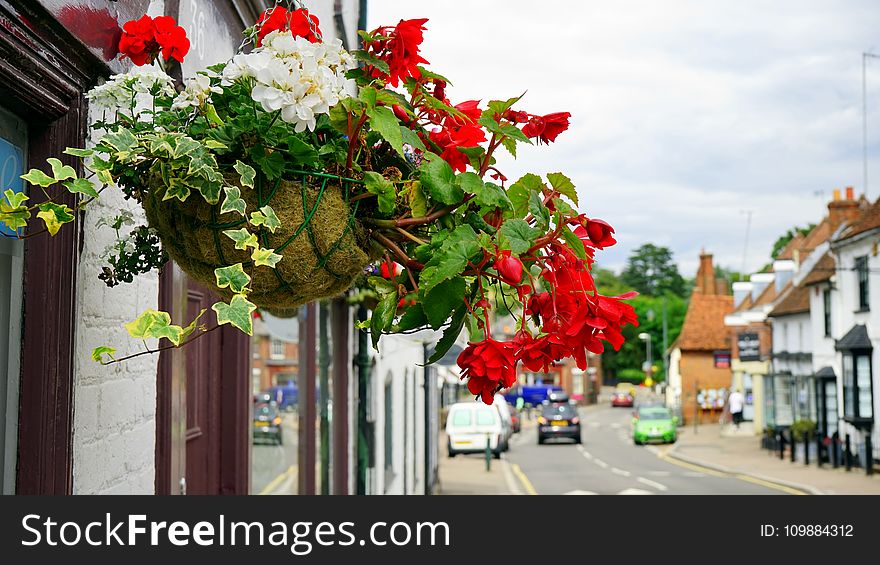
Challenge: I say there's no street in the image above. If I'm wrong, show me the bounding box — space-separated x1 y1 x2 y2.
251 413 298 495
440 400 791 495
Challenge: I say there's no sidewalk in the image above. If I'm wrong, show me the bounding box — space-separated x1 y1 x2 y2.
436 430 527 495
667 423 880 495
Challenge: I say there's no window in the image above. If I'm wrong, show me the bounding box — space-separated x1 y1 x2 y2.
842 352 874 421
384 380 393 485
270 339 285 359
451 409 472 427
823 288 832 337
856 256 869 311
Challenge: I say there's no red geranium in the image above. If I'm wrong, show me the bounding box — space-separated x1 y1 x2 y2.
457 338 518 404
118 15 189 66
255 7 321 46
522 112 571 144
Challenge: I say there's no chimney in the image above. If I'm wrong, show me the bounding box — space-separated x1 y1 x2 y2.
828 186 861 230
695 251 716 295
773 259 795 292
750 272 775 302
733 281 753 308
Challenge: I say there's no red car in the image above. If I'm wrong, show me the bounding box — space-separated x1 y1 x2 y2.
611 391 634 407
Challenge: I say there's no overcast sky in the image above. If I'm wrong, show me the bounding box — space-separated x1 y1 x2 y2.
367 0 880 276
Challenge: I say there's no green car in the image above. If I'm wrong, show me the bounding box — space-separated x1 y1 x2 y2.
632 406 677 444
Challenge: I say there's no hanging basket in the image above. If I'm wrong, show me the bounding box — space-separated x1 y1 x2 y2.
143 170 372 309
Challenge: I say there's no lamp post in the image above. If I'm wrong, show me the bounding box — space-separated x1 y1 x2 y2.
638 332 653 386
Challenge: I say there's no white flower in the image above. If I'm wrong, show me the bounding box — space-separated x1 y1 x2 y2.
221 30 357 132
172 73 223 110
86 66 175 111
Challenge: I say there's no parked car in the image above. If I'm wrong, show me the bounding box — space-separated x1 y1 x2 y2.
611 390 634 407
632 406 677 444
445 402 504 458
253 403 284 445
493 394 514 450
546 389 570 404
538 402 581 444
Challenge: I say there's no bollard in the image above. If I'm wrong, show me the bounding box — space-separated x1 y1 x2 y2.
790 431 796 463
485 433 492 472
831 433 839 468
778 431 785 460
816 434 823 468
866 433 874 476
845 434 852 472
804 434 810 466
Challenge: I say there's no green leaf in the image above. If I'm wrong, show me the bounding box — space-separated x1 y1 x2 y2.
47 158 76 182
471 178 512 211
407 181 428 218
456 171 483 195
546 172 578 206
561 225 588 260
286 136 319 167
499 219 539 255
507 183 529 218
501 136 517 158
252 247 282 268
368 275 398 295
220 185 247 216
163 178 191 202
501 124 532 144
103 128 138 160
21 168 56 188
172 136 201 159
3 189 28 209
234 160 256 189
214 263 251 293
36 202 75 236
358 86 378 108
212 294 257 335
63 178 99 199
251 145 285 180
370 292 397 350
423 278 465 330
426 305 467 364
223 228 259 250
420 156 463 205
400 125 426 151
91 346 116 364
419 225 479 292
353 49 391 74
529 191 550 231
366 105 404 157
250 205 281 233
179 309 207 341
64 147 94 158
124 308 184 345
516 173 545 192
486 93 525 118
204 139 228 150
394 303 428 332
363 171 396 215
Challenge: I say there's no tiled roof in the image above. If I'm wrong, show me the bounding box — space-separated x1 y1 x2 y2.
800 217 833 252
802 251 835 286
768 283 810 317
676 294 734 351
776 233 806 260
838 197 880 242
836 324 871 351
752 280 781 307
734 293 753 313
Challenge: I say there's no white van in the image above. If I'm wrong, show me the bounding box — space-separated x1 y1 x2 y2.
445 402 504 458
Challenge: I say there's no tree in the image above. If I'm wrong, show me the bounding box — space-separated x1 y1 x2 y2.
770 224 815 260
714 265 745 294
620 244 686 297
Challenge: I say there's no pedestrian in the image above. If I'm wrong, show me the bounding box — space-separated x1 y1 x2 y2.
728 388 745 430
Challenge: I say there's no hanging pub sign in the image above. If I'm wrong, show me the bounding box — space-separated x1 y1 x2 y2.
737 332 761 362
713 350 731 368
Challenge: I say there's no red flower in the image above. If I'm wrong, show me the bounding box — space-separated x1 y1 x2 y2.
153 16 190 63
503 109 530 124
379 261 401 279
429 123 486 172
457 339 518 404
522 112 571 144
447 100 482 127
256 7 321 46
514 332 566 373
366 18 429 87
118 15 189 66
494 251 523 286
118 15 157 66
583 218 616 249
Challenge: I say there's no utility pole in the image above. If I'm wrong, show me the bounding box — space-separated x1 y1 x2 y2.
740 209 753 275
662 298 668 387
863 52 880 198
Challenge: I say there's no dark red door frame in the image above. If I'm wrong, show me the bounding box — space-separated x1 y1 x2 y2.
0 0 108 495
331 298 350 495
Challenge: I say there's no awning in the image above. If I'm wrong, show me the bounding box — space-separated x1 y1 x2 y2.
835 324 872 351
814 366 836 379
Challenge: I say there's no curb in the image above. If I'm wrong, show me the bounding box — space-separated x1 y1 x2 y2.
664 442 825 495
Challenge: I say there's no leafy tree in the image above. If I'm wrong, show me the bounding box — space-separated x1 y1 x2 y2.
593 266 631 297
620 244 686 297
714 265 745 294
770 224 815 260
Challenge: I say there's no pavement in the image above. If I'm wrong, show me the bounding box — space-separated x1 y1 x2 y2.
252 412 299 495
667 422 880 495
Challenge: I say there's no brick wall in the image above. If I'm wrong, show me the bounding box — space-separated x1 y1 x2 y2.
679 351 731 423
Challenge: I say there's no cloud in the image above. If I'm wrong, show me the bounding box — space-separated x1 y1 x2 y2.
367 0 880 276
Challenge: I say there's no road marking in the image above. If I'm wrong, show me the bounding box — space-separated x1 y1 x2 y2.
564 489 599 495
258 464 297 495
617 488 653 495
637 476 668 491
611 467 631 477
581 450 593 460
576 444 585 453
593 458 609 469
733 474 808 496
500 458 524 496
656 453 727 478
510 462 538 496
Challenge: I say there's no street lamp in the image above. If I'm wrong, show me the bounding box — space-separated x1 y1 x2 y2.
638 332 653 385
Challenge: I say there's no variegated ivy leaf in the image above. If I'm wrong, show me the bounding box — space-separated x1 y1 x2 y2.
63 147 94 158
124 308 185 345
47 158 76 182
64 178 99 199
91 345 116 364
20 168 56 188
163 178 191 202
204 139 228 150
223 227 259 250
180 309 207 341
3 189 28 209
0 190 30 231
36 202 75 236
249 205 280 233
103 128 138 162
220 186 247 216
251 247 282 268
234 160 256 189
212 294 257 335
172 136 202 159
214 263 251 293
